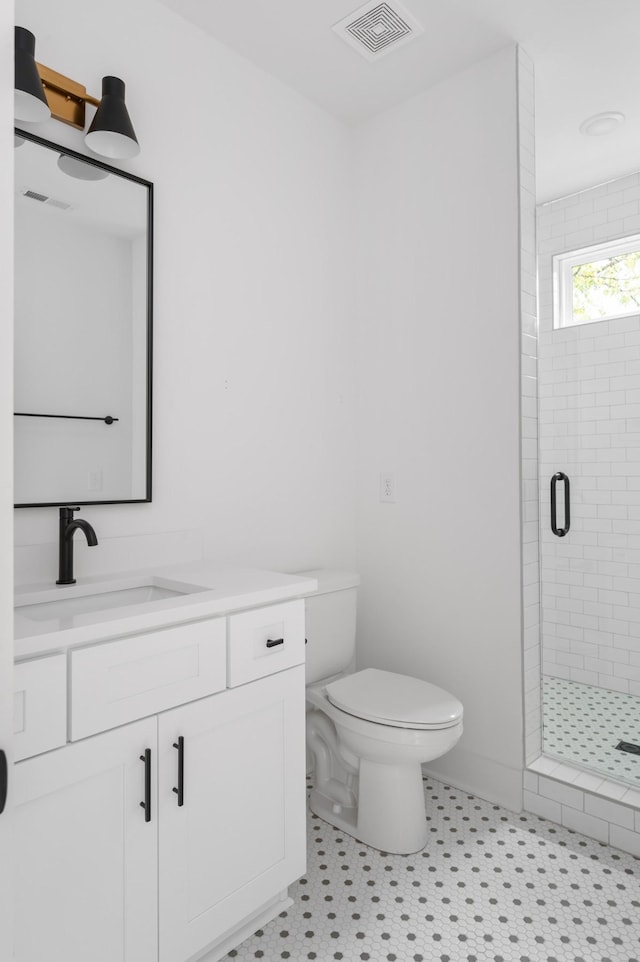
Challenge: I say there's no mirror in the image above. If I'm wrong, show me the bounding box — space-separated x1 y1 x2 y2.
14 129 153 508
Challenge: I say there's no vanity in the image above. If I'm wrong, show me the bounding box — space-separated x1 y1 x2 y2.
13 563 316 962
12 117 314 962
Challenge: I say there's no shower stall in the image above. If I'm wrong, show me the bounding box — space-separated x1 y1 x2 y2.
537 171 640 787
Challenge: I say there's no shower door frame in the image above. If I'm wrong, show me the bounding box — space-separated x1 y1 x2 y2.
522 171 640 855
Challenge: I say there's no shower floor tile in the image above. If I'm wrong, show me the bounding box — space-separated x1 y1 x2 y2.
226 777 639 962
543 676 640 786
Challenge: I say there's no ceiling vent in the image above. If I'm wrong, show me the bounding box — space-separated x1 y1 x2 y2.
22 188 48 203
45 196 73 210
19 188 72 211
333 1 424 61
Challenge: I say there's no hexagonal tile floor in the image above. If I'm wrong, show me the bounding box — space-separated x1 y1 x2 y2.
226 777 639 962
543 676 640 785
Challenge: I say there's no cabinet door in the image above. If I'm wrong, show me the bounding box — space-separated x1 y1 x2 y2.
13 717 158 962
158 665 306 962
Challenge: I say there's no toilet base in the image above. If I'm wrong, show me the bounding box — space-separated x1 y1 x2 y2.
309 757 428 855
309 787 359 839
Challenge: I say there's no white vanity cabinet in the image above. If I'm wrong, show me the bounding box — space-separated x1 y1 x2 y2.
158 665 306 962
13 716 158 962
12 594 308 962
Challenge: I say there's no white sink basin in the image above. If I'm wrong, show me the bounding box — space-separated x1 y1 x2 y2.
14 576 209 635
19 584 189 622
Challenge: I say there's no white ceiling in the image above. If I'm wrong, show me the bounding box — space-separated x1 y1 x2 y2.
157 0 640 203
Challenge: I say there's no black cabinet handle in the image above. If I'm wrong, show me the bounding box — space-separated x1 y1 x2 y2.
266 638 284 648
139 749 151 822
0 750 7 815
551 472 571 537
172 736 184 807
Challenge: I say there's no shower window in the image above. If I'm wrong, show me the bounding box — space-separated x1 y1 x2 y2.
554 233 640 328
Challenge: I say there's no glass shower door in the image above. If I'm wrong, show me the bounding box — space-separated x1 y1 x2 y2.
538 212 640 787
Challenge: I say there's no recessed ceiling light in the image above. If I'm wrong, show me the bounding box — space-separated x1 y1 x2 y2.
579 111 625 137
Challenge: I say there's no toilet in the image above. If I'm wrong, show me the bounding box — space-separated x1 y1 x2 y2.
302 569 463 855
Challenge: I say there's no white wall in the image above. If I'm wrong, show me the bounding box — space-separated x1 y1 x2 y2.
14 0 357 583
538 172 640 694
353 47 524 809
0 6 14 955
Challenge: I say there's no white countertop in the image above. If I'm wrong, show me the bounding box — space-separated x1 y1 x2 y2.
14 561 318 659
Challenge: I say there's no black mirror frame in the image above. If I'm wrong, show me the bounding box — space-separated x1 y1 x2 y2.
13 127 153 509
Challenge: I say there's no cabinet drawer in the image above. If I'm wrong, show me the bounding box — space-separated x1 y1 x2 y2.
14 653 67 761
227 600 305 687
70 618 226 740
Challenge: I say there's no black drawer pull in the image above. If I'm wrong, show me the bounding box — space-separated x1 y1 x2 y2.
172 736 184 807
139 749 151 822
266 637 284 648
551 471 570 538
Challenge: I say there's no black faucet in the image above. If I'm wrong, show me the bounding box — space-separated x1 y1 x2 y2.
57 507 98 585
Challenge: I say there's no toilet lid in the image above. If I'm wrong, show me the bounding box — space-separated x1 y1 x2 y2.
325 668 463 730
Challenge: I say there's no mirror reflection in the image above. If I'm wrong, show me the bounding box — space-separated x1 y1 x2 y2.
14 130 152 507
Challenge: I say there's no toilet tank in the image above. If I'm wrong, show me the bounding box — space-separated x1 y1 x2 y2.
298 569 360 685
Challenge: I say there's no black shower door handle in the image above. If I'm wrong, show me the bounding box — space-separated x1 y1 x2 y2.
551 472 570 537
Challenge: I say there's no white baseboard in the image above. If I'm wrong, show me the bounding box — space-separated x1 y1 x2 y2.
424 747 523 813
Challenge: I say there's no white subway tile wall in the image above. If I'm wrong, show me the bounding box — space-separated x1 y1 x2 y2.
538 170 640 692
518 48 542 765
525 760 640 857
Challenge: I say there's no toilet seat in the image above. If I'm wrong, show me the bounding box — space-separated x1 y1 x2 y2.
325 668 463 731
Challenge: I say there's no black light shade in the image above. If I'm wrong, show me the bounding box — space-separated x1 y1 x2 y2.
14 26 51 123
85 76 140 160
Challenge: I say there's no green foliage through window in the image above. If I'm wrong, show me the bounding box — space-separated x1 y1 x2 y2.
572 250 640 322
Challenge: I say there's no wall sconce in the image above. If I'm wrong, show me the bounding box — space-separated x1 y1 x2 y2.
14 26 140 160
14 26 49 122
